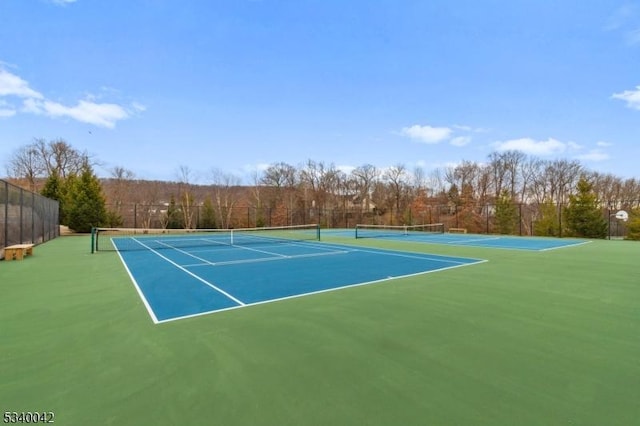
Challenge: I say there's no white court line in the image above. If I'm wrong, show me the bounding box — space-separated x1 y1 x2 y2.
157 237 348 267
152 237 295 266
156 258 488 324
131 237 246 306
276 240 348 253
155 239 219 266
113 241 160 324
230 243 289 258
539 240 593 251
301 241 485 264
117 237 486 324
184 238 341 255
448 236 503 244
183 249 350 268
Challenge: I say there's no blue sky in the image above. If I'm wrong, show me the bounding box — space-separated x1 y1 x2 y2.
1 0 639 182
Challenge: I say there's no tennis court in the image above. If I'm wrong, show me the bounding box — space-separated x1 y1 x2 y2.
3 230 639 425
350 224 589 250
98 226 485 322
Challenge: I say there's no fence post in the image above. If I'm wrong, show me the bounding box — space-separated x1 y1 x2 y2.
19 187 24 243
558 203 563 238
519 204 523 236
455 205 459 228
31 191 35 243
486 204 490 234
2 180 7 247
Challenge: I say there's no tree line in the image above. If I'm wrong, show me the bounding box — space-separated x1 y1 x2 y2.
6 139 106 232
5 138 640 239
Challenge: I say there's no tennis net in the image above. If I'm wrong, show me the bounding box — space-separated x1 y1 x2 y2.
355 223 445 239
91 224 321 252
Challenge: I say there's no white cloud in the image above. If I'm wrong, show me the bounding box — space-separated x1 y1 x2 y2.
131 101 147 112
452 124 489 133
42 99 129 128
401 124 452 144
1 66 141 127
336 165 356 175
493 138 572 156
495 137 613 163
612 85 640 109
241 162 271 177
576 149 610 162
441 161 463 170
0 99 15 117
21 98 43 114
255 163 271 172
450 136 471 147
0 69 43 99
400 122 485 147
567 141 583 151
23 98 130 128
51 0 78 5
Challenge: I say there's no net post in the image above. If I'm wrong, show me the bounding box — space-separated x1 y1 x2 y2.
316 224 321 241
90 227 95 253
230 229 234 245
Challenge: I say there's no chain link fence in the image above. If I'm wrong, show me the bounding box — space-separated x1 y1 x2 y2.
1 179 60 258
105 201 634 239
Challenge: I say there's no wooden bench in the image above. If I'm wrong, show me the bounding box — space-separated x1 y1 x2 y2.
448 228 468 234
3 244 35 261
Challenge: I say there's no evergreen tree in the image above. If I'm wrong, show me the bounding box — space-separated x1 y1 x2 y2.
66 164 107 232
494 190 518 234
534 200 560 237
104 210 124 227
41 172 66 223
564 176 607 238
626 208 640 241
166 195 183 229
200 197 217 228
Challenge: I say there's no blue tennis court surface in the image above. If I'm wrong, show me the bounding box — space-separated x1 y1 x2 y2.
326 229 590 251
114 238 484 323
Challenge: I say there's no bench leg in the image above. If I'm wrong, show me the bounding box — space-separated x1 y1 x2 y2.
4 249 26 261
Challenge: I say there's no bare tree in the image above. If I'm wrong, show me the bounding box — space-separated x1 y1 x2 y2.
351 164 380 213
519 157 544 204
383 163 409 224
176 165 196 228
210 168 242 228
620 178 640 209
35 138 89 178
107 166 135 210
489 150 527 199
298 159 323 210
136 181 162 228
317 163 344 210
6 143 45 191
249 170 263 211
427 168 447 197
545 159 583 204
261 162 298 208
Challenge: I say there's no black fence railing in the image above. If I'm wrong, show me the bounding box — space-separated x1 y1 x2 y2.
1 179 60 256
